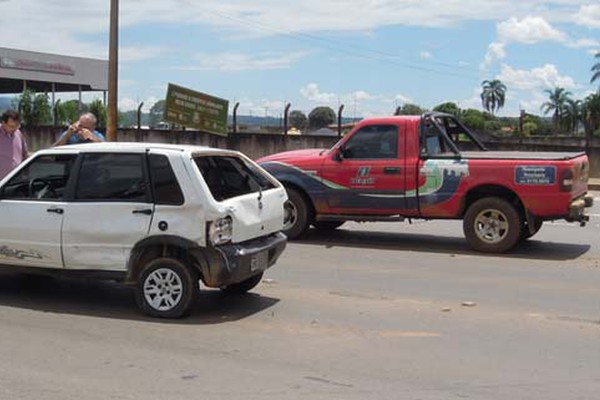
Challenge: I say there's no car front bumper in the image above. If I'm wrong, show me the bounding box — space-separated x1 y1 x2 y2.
200 232 287 287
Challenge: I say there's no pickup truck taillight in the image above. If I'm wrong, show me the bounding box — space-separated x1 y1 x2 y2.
559 169 573 192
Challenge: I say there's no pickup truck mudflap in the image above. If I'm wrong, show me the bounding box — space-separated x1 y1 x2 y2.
567 194 594 225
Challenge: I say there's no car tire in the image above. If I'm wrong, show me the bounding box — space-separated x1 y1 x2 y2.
312 221 345 231
463 197 522 253
135 257 198 318
520 219 543 241
283 187 311 239
220 273 263 295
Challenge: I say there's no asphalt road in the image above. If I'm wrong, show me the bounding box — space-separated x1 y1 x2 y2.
1 192 599 400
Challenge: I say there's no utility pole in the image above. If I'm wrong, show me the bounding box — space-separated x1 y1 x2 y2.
106 0 119 141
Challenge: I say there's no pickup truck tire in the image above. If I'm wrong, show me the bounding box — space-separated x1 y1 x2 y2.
135 257 198 318
520 219 543 241
283 187 311 239
220 273 263 295
463 197 522 253
312 221 345 231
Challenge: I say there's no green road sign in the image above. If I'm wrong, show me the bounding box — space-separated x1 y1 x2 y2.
164 83 229 136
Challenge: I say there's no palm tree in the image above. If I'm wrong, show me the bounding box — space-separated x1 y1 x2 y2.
541 87 572 134
480 80 507 115
591 52 600 89
563 98 582 135
582 93 600 144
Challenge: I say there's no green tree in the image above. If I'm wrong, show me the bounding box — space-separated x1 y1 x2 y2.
14 90 52 126
563 98 582 135
461 109 485 130
541 87 572 134
480 79 507 115
149 100 166 128
289 110 307 130
522 121 538 136
582 93 600 143
308 106 336 130
88 99 107 129
591 51 600 89
395 103 425 115
433 102 461 117
56 100 83 125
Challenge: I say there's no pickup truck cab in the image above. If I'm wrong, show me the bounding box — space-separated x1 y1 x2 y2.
0 143 287 318
258 112 593 253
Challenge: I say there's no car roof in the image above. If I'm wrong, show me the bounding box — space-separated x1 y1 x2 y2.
36 142 241 157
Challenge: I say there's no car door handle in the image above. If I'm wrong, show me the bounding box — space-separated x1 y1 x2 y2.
47 207 64 214
383 167 401 174
132 208 153 215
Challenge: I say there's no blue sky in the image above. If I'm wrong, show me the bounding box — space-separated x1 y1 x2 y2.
2 0 600 117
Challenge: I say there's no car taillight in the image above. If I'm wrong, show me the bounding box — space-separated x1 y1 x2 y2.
559 169 573 192
207 216 233 245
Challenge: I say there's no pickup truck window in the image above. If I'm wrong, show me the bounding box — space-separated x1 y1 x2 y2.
194 155 275 202
343 125 398 159
75 154 149 202
0 154 76 200
149 154 184 205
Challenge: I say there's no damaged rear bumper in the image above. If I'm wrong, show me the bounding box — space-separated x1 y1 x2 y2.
200 232 287 287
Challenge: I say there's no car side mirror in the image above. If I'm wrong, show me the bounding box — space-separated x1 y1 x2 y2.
334 147 345 162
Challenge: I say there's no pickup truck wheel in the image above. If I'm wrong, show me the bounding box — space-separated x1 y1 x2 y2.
220 273 263 295
520 219 543 241
312 221 345 231
135 257 197 318
283 187 311 239
463 197 521 253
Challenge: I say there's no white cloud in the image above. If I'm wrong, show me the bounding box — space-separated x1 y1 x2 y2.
497 64 577 91
574 4 600 29
588 49 600 56
118 96 159 112
300 83 338 104
498 16 566 45
419 51 433 59
178 51 309 71
481 42 506 71
120 46 170 62
568 38 599 49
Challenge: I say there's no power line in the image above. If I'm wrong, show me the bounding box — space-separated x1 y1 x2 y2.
190 5 478 81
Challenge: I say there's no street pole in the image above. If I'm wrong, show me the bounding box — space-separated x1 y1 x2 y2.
106 0 119 141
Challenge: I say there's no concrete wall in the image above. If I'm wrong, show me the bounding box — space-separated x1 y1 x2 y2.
24 127 600 177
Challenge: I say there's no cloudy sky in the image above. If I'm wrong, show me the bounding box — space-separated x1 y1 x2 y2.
2 0 600 117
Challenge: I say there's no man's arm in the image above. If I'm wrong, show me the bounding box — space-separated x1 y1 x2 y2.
52 126 77 147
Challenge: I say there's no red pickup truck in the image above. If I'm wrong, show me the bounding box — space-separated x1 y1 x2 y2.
258 112 594 253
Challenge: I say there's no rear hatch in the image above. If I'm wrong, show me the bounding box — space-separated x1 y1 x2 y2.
193 153 286 243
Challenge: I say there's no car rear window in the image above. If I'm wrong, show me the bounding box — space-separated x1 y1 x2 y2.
194 155 275 201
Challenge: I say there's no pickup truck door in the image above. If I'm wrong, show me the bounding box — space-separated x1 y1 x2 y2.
0 154 77 268
320 124 407 213
61 153 153 271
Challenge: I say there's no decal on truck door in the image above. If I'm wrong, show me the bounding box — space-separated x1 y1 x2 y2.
262 160 470 211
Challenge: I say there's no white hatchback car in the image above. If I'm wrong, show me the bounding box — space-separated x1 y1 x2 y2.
0 143 288 318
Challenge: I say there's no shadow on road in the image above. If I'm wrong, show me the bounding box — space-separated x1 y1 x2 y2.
0 272 279 323
296 228 590 261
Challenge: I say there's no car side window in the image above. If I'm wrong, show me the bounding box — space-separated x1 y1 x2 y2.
0 154 77 200
149 154 184 205
343 125 399 159
74 153 149 202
